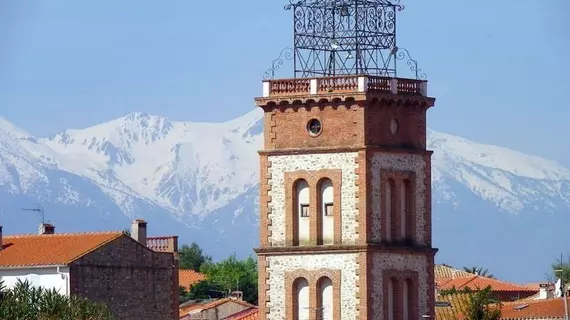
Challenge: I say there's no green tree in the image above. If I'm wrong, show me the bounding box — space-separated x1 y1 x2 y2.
186 253 258 305
550 254 570 285
179 242 212 272
463 285 502 320
0 278 113 320
463 266 495 279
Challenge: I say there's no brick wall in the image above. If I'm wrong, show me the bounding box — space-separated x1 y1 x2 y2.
69 235 178 320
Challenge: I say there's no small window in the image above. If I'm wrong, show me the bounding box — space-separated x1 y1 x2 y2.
324 203 334 216
300 204 310 217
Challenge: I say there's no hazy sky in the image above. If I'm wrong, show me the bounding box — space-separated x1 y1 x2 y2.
1 0 569 165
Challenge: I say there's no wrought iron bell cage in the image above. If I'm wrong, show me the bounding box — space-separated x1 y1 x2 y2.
285 0 404 78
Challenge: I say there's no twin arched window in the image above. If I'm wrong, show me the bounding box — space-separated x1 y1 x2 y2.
293 277 334 320
387 277 416 320
384 177 414 243
293 178 335 246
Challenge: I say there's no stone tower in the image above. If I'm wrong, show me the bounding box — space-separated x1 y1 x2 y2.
254 2 437 320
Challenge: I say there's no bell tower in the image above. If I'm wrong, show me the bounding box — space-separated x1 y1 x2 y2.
254 1 437 320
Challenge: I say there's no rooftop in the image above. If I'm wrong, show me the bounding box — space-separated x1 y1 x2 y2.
436 294 570 320
434 264 476 279
223 308 258 320
438 276 540 293
179 269 205 290
0 232 123 267
179 298 256 318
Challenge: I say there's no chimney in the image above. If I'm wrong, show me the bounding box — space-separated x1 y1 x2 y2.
538 284 550 299
38 223 55 235
131 219 147 246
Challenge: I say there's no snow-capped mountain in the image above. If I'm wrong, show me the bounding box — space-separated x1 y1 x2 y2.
0 109 568 282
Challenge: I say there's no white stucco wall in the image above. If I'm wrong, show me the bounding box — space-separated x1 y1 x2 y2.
0 267 70 295
369 253 431 319
370 152 428 244
266 253 359 320
267 152 359 246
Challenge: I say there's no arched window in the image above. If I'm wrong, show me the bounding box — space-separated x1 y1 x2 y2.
295 179 310 246
404 278 415 320
385 178 396 241
317 277 334 320
388 277 397 320
400 180 407 239
319 178 334 245
402 179 413 242
294 278 310 320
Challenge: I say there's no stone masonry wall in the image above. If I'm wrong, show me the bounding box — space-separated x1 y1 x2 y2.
369 151 430 245
266 253 359 320
369 252 432 319
267 152 359 246
69 235 177 320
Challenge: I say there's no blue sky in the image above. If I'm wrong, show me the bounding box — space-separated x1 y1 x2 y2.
0 0 569 165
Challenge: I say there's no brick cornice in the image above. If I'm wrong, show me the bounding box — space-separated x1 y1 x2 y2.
254 92 436 109
259 146 434 157
254 244 438 256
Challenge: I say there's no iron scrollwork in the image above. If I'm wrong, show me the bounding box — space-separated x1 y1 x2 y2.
263 47 294 80
393 46 427 80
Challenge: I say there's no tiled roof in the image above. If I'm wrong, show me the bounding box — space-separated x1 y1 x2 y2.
438 276 540 293
179 298 256 318
501 298 570 320
179 269 206 290
0 232 123 267
223 307 258 320
435 293 471 320
435 264 476 279
435 294 568 320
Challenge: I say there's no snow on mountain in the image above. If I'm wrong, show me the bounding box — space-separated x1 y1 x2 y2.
39 109 570 219
0 109 569 281
428 129 570 213
41 112 261 219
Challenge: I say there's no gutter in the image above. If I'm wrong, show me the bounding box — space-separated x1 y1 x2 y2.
0 264 67 270
56 266 70 296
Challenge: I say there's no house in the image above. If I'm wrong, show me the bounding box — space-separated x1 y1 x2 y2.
437 275 539 301
0 219 179 320
434 264 476 279
223 308 258 320
179 297 256 320
501 297 570 320
179 269 206 291
435 293 570 320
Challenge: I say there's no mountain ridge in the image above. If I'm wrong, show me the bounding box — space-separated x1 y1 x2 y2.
0 109 568 282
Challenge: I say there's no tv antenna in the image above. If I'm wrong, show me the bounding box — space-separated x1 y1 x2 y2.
22 204 46 224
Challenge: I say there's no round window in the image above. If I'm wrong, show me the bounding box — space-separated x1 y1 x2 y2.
307 118 322 136
390 118 399 135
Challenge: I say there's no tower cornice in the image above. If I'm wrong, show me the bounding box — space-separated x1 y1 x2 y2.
254 75 436 109
254 244 439 256
259 146 434 156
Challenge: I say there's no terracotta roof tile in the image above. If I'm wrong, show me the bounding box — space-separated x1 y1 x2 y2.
179 298 256 318
0 232 123 267
179 269 206 290
501 298 570 319
438 276 539 293
435 265 476 279
223 307 258 320
435 293 472 320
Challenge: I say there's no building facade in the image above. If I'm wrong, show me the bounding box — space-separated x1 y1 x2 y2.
0 220 179 320
254 76 437 320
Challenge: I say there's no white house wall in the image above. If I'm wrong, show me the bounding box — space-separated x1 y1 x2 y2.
0 267 70 295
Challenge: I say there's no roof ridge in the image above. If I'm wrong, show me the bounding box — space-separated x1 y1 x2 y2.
4 231 123 238
64 232 124 264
